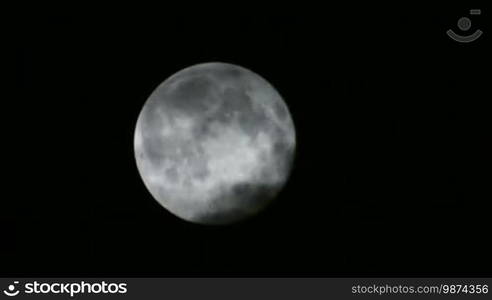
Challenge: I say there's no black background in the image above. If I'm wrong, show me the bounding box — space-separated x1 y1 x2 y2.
5 5 491 277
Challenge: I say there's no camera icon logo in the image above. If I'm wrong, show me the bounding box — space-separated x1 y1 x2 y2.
3 282 20 297
447 9 483 43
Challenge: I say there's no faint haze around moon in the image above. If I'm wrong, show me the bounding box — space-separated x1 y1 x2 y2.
134 62 296 225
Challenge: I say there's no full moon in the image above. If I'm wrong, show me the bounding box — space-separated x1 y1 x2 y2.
134 62 296 225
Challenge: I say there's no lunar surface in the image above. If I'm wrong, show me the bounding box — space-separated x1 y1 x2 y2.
134 62 296 224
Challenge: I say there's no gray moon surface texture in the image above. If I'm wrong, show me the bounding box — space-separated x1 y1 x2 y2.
134 62 296 225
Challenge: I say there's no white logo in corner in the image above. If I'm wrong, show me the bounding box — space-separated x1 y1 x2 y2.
3 282 20 297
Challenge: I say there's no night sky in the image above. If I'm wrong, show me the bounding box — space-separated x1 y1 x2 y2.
5 5 491 277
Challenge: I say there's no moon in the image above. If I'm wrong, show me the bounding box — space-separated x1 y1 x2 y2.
134 62 296 225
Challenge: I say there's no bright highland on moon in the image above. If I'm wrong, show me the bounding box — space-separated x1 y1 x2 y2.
134 62 296 224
